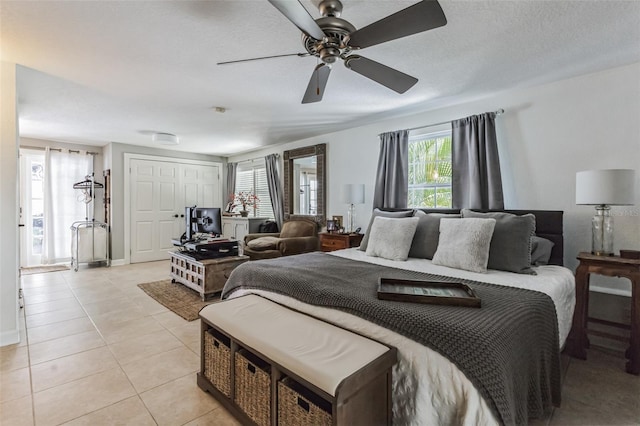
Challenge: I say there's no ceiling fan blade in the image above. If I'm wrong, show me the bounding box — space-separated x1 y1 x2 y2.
217 53 310 65
344 56 417 94
268 0 325 40
302 64 331 104
348 0 447 49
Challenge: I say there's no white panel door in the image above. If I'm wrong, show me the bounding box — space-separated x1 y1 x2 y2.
130 159 222 263
130 159 181 263
181 164 221 209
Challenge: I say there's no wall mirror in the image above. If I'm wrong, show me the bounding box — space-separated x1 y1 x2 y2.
283 143 326 225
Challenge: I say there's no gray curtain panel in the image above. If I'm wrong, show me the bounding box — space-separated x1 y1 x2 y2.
265 154 285 230
373 130 409 209
226 162 237 206
451 112 504 210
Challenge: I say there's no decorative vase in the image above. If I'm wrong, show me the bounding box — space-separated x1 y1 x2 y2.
240 210 249 217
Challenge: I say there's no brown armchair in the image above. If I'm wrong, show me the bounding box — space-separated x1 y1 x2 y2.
243 219 319 260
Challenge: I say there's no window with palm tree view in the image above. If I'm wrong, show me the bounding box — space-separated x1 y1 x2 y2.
408 130 452 208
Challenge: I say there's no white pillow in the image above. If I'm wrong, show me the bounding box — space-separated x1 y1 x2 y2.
365 216 420 261
432 218 496 273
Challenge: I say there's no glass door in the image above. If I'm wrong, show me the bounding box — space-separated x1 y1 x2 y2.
19 150 45 267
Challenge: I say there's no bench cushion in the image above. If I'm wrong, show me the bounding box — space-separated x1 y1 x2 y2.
200 295 389 396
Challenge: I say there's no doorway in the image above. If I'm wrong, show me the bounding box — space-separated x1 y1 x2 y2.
19 150 45 267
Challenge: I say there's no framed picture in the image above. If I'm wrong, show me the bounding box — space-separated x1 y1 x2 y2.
326 220 338 233
331 215 343 229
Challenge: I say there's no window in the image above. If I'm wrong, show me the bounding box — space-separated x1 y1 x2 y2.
235 160 274 219
408 130 453 208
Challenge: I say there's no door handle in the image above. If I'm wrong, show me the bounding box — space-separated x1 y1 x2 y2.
173 214 179 218
18 224 25 227
180 214 184 218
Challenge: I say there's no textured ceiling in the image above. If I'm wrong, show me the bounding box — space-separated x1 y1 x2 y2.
2 0 640 156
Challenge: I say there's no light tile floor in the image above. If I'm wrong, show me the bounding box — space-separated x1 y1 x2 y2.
1 261 240 426
1 261 638 425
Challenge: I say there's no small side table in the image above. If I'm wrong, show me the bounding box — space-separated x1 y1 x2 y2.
319 232 364 252
566 252 640 375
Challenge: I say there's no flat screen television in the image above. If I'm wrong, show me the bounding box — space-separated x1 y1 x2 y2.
185 207 222 241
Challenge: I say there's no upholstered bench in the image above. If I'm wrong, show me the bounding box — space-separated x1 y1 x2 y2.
198 294 397 426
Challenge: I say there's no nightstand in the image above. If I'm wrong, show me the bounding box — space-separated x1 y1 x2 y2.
566 252 640 375
319 232 364 252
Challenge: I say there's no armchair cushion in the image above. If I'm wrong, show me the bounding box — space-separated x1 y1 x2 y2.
245 232 280 244
246 236 281 251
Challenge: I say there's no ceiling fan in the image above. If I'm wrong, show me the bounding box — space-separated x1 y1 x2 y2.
218 0 447 104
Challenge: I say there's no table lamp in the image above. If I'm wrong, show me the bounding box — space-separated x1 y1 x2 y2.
576 169 636 256
343 184 365 233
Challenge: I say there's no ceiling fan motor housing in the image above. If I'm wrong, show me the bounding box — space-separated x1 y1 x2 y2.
303 15 356 64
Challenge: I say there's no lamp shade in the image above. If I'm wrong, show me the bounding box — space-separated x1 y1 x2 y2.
576 169 636 205
343 184 365 204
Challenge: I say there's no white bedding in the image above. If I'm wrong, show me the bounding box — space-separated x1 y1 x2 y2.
228 248 576 425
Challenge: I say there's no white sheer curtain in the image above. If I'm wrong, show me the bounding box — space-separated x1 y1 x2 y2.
41 148 91 264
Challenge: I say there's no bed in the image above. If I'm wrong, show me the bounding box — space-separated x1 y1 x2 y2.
221 209 575 426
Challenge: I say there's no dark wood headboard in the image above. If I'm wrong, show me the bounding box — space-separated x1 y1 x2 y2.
388 209 564 266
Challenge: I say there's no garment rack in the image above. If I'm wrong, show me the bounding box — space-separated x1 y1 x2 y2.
71 173 110 271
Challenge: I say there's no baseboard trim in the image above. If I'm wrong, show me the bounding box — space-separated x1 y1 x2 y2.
0 329 20 347
110 259 127 266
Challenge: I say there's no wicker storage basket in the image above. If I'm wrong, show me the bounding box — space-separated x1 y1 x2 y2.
203 329 231 397
234 349 271 426
278 377 332 426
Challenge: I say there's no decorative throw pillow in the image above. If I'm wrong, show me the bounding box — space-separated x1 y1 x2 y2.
461 210 537 274
359 208 414 251
246 236 280 251
365 216 420 261
408 211 462 259
432 218 496 273
531 236 555 266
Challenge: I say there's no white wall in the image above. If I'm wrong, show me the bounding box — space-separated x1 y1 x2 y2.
231 62 640 300
1 61 20 346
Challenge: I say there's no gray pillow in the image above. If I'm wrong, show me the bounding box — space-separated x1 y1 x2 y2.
408 211 462 259
432 218 496 273
531 236 555 266
461 209 536 275
359 208 414 251
365 216 420 261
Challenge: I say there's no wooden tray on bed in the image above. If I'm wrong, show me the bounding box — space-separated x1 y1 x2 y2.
377 278 481 308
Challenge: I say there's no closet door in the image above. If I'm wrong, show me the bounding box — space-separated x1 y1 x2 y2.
181 164 221 209
130 159 221 263
130 159 181 263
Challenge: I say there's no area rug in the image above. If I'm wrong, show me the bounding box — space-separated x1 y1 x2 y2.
137 279 220 321
20 264 70 275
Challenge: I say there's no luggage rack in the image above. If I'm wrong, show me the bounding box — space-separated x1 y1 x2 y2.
70 220 110 271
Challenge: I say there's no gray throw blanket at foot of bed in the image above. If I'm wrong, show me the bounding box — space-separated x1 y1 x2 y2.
221 252 561 426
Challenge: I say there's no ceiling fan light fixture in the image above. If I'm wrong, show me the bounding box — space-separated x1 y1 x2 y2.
153 132 179 145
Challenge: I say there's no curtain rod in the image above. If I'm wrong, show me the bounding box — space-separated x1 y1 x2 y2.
20 145 100 155
380 108 505 136
235 153 280 165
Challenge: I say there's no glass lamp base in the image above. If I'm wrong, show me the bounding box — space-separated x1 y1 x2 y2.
347 204 355 233
592 205 614 256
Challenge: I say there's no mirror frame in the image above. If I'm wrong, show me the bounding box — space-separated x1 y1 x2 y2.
283 143 326 225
